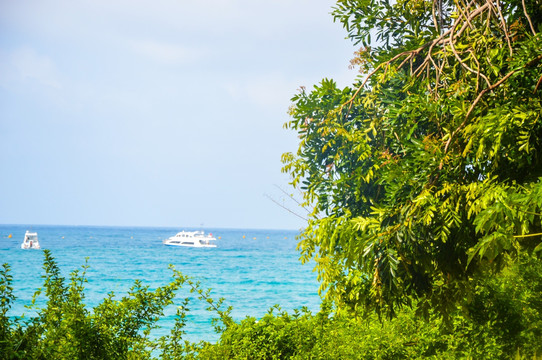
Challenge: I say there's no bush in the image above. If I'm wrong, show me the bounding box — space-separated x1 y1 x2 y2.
0 250 189 359
1 250 541 359
197 254 542 360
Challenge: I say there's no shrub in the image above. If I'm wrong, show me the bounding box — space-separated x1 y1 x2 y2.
1 250 541 359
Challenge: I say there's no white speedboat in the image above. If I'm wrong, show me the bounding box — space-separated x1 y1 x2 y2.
163 230 217 248
21 231 40 249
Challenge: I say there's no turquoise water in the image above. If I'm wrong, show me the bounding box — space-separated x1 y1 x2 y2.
0 225 321 343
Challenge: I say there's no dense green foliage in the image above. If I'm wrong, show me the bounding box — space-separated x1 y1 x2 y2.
2 252 542 359
0 250 218 359
200 254 542 359
283 0 542 317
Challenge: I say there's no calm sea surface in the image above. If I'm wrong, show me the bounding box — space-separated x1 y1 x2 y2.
0 225 321 343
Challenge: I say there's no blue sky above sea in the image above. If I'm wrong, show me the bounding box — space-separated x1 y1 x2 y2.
0 0 357 230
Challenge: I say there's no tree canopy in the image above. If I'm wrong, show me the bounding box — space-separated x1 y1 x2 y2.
283 0 542 317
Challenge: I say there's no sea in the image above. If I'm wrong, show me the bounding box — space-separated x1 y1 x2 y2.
0 224 321 343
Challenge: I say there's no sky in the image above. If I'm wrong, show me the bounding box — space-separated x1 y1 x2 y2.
0 0 357 230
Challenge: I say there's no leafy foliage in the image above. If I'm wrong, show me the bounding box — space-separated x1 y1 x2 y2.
0 250 194 359
198 254 542 359
1 251 542 359
283 0 542 317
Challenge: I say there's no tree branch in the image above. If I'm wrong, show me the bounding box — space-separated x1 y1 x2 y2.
522 0 537 36
494 0 513 56
444 68 517 153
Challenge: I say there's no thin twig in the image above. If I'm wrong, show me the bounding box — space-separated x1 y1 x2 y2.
398 53 415 73
495 0 513 56
455 2 490 38
444 68 517 153
467 68 516 122
343 36 448 115
455 0 475 31
522 0 536 35
535 74 542 93
273 184 312 215
432 0 439 33
449 4 492 88
514 232 542 238
444 52 542 153
469 49 482 93
264 193 308 221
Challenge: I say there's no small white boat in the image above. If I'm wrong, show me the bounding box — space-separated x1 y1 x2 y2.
163 230 217 248
21 231 40 250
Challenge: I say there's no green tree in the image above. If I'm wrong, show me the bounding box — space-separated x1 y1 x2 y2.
283 0 542 317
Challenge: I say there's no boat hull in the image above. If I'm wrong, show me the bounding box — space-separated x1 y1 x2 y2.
162 230 218 248
163 242 216 248
21 243 41 250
